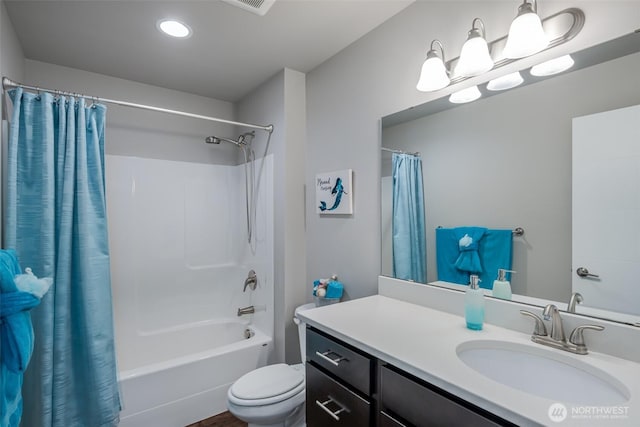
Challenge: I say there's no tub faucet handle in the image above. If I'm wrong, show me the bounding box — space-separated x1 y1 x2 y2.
244 270 257 292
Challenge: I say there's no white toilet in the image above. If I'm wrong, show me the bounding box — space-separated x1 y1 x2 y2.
227 303 316 427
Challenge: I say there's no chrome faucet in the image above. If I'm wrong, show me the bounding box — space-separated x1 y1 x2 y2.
520 307 604 355
243 270 258 292
567 292 583 313
237 305 255 316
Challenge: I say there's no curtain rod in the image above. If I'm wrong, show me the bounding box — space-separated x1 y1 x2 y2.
2 77 274 134
381 147 420 156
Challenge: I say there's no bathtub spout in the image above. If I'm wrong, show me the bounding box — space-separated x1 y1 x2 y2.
237 306 255 316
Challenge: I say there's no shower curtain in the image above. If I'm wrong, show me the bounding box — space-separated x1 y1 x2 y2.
392 153 426 283
5 88 120 427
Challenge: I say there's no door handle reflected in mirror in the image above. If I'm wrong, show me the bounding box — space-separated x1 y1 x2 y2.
576 267 600 279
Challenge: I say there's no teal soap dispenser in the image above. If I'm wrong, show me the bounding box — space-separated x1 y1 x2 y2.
464 274 484 330
492 269 516 300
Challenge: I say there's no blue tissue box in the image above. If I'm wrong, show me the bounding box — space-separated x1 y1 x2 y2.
325 280 344 299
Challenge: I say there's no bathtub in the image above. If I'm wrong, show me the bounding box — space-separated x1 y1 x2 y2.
117 320 271 427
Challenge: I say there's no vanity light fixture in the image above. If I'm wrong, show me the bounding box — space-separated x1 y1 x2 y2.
157 19 192 38
416 40 450 92
503 0 548 59
449 85 482 104
530 54 574 76
415 6 583 93
455 18 494 77
487 72 524 91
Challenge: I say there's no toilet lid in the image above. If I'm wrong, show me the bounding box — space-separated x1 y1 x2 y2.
230 363 304 401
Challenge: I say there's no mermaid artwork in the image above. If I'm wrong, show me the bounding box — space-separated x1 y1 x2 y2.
318 177 347 211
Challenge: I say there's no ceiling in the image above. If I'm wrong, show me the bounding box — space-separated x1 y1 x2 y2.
4 0 413 102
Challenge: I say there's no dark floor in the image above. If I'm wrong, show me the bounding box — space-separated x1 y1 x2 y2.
185 411 247 427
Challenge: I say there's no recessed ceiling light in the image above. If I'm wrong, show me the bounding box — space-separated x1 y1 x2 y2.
157 19 192 39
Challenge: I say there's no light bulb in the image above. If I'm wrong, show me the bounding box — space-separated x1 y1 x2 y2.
503 2 548 59
487 72 524 91
531 55 574 76
449 86 481 104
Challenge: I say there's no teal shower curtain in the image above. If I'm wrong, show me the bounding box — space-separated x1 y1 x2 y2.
392 153 426 283
5 88 120 427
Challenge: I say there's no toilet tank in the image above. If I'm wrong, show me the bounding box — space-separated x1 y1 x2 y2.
294 303 316 362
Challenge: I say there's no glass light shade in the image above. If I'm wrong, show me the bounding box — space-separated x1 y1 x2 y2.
455 37 494 77
487 72 524 91
531 55 574 76
157 19 192 38
416 56 450 92
449 86 481 104
503 9 548 58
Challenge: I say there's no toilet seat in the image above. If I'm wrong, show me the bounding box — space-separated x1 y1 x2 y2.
228 363 305 407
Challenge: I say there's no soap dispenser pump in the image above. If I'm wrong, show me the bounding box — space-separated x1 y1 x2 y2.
464 275 484 330
492 269 516 300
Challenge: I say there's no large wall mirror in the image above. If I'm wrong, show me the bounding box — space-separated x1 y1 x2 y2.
380 31 640 326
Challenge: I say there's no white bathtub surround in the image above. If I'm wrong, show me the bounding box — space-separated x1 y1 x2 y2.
118 326 270 427
297 279 640 426
106 154 274 425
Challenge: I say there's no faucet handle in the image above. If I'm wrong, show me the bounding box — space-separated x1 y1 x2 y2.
520 310 548 336
569 324 604 347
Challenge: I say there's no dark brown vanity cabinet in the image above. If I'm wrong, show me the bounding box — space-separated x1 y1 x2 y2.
305 326 516 427
378 365 514 427
305 327 374 426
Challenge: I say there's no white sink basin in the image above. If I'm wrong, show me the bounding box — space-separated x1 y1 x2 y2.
457 340 630 405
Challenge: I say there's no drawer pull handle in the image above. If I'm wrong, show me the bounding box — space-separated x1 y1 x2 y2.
316 350 347 366
316 397 347 421
381 410 408 426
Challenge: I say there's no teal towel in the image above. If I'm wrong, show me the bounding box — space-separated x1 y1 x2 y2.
436 227 513 289
0 250 47 427
452 227 487 274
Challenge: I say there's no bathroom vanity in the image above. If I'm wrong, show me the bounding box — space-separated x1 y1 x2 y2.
306 326 511 426
298 282 640 427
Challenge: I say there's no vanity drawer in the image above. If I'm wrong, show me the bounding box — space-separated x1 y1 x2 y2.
306 363 371 427
380 365 511 427
307 327 372 395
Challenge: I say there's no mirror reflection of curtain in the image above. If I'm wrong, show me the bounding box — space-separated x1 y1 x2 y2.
6 88 121 426
392 153 426 283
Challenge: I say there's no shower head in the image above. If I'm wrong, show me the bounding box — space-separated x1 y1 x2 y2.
205 135 242 147
205 131 255 147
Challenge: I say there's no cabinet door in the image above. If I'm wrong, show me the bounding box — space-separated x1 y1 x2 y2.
306 363 371 427
380 365 511 427
307 327 372 395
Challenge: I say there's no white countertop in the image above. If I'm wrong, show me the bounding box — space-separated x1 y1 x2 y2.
298 295 640 426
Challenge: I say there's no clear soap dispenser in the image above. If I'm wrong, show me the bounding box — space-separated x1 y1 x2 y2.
492 269 516 300
464 274 484 330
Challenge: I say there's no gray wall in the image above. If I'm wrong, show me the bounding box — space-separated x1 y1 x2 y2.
306 1 640 300
24 60 237 165
237 68 307 364
382 52 640 302
1 0 25 245
0 0 24 85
